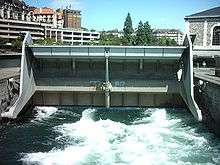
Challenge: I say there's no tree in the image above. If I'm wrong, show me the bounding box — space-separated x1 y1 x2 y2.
170 39 178 46
0 37 9 45
157 36 178 46
135 21 145 45
11 37 22 51
85 40 99 45
123 13 134 45
34 38 62 45
143 21 155 45
98 32 122 45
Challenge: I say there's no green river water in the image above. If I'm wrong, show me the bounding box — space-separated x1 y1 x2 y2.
0 107 220 165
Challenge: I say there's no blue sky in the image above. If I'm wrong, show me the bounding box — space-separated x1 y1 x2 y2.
24 0 220 32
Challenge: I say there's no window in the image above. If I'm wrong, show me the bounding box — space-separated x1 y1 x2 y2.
212 26 220 45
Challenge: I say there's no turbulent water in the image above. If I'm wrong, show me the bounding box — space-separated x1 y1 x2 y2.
0 107 220 165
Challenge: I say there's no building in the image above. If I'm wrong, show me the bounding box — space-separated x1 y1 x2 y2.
45 28 100 45
0 0 28 21
0 1 99 44
105 29 123 38
153 29 184 45
28 7 64 28
185 6 220 46
0 18 53 40
63 9 81 30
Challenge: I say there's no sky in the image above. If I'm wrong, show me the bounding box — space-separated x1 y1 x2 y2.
24 0 220 32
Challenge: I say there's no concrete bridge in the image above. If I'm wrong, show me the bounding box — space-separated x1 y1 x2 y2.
1 32 202 121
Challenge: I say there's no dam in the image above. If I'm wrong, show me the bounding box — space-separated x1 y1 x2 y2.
1 32 202 121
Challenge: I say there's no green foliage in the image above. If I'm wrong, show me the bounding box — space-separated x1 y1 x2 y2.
85 40 99 45
156 36 178 46
11 37 22 51
143 21 156 45
34 38 62 45
99 32 122 45
134 21 157 46
123 13 134 45
135 21 145 45
0 37 9 45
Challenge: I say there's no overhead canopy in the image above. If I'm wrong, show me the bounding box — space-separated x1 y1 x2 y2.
30 45 186 60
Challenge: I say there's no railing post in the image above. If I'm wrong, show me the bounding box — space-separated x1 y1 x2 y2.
105 56 110 108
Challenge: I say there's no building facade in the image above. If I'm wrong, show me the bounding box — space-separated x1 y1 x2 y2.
45 28 100 45
0 0 99 44
153 29 184 45
0 18 53 40
0 0 28 21
185 6 220 46
28 7 64 28
63 9 81 30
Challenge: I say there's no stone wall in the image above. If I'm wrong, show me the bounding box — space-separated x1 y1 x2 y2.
188 17 220 46
194 79 220 137
189 21 204 46
206 18 220 46
0 77 19 116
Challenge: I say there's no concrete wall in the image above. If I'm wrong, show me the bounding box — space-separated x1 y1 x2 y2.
0 56 21 68
1 33 36 119
215 57 220 77
33 91 185 108
31 48 182 111
180 34 202 121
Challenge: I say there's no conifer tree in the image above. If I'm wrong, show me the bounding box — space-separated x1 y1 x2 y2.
143 21 155 45
123 13 134 45
135 21 145 45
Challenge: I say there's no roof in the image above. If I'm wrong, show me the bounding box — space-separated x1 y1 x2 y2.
33 7 55 15
153 29 183 34
185 6 220 19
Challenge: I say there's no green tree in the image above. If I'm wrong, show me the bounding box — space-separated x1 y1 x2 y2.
0 37 9 45
99 32 122 45
34 38 62 45
157 36 178 46
85 40 99 45
123 13 134 45
135 21 145 45
170 39 178 46
143 21 155 45
11 37 22 51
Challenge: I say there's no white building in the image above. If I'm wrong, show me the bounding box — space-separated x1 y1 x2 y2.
153 29 184 45
45 28 100 45
0 1 100 44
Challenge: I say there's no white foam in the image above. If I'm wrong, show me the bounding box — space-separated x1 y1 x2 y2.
31 106 58 122
22 108 218 165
